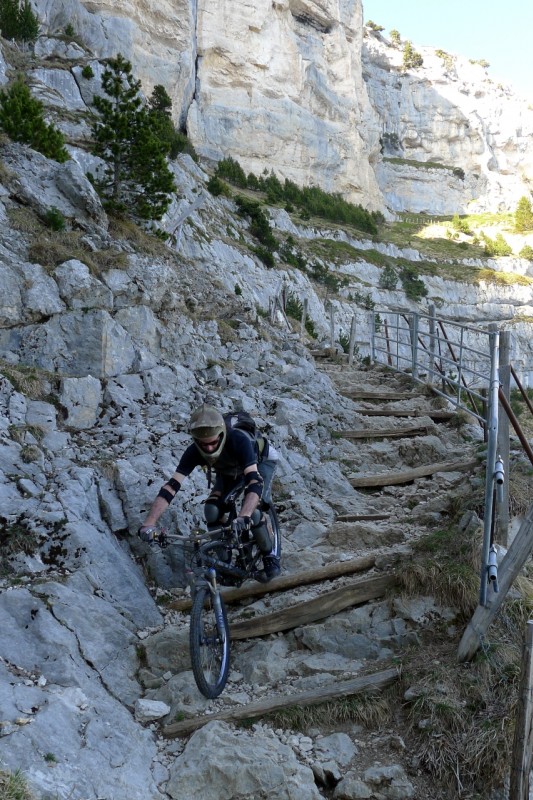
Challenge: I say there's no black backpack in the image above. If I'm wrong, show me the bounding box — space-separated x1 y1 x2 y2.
223 410 257 439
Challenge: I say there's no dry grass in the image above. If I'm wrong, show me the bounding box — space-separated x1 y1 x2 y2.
0 359 56 399
396 521 533 796
0 769 36 800
264 690 393 732
107 215 171 259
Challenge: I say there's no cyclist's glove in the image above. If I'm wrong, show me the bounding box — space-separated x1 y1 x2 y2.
233 516 251 536
138 525 157 543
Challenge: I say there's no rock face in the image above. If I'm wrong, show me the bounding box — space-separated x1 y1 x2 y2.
34 1 533 215
363 31 533 213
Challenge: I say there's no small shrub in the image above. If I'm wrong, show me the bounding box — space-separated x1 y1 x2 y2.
366 20 384 32
402 41 423 70
0 78 69 162
451 213 472 235
338 331 350 353
389 29 401 46
379 263 398 290
399 266 428 301
481 232 513 257
234 284 242 296
253 244 275 268
81 64 94 80
64 23 75 38
42 206 66 231
519 245 533 260
207 175 231 197
215 156 248 188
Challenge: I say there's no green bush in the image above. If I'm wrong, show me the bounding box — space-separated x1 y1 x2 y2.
207 175 231 197
402 41 423 70
235 195 277 250
215 156 248 188
43 207 66 231
400 266 428 301
519 245 533 260
64 22 75 38
379 263 398 290
481 232 513 257
389 29 401 46
0 78 69 162
451 213 472 235
366 20 384 32
81 65 94 80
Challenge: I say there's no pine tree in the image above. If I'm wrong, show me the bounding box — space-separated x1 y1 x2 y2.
0 0 20 39
91 55 176 220
0 0 39 43
0 77 68 161
514 196 533 233
17 0 39 43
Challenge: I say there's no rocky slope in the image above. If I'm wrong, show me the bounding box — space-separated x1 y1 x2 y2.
0 18 532 800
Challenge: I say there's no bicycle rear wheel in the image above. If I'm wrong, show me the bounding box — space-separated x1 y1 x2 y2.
266 504 281 559
189 586 231 698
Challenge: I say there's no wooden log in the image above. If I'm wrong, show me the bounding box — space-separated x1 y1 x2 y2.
336 426 429 440
341 390 419 401
458 499 533 663
230 573 398 639
352 408 455 420
335 513 390 522
162 667 400 738
167 554 377 611
349 459 477 488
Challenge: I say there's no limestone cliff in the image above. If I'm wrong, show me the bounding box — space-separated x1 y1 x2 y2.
30 1 533 214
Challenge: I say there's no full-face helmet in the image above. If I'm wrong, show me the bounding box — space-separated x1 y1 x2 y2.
188 404 226 464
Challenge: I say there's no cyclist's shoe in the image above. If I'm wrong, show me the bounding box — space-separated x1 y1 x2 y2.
263 554 280 580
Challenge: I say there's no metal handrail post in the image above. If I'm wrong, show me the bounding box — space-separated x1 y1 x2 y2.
370 311 376 364
411 313 419 379
428 305 436 385
479 323 500 607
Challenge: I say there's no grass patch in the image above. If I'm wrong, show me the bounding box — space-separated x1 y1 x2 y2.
0 769 36 800
0 359 57 399
261 690 393 732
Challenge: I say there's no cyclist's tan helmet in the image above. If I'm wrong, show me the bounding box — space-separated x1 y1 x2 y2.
188 404 227 464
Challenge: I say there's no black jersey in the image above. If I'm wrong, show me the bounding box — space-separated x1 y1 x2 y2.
176 429 258 480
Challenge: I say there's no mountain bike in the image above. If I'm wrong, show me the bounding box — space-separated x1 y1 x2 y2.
156 483 281 698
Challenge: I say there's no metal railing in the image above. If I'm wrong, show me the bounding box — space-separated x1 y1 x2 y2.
369 306 501 606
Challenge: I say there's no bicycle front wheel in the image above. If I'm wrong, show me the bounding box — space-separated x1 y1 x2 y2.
189 586 231 698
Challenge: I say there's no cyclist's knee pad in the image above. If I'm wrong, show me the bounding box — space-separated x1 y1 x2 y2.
250 509 261 526
204 499 222 525
251 512 272 555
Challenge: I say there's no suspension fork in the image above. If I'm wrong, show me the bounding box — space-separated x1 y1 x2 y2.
207 567 226 642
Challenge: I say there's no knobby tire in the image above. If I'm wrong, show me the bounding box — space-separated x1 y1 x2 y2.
189 586 231 699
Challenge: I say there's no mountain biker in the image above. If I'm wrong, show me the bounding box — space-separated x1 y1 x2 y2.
138 404 281 580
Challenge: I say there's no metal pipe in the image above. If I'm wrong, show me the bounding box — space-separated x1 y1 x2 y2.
479 324 499 607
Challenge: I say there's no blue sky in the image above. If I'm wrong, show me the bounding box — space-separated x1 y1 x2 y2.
362 0 533 99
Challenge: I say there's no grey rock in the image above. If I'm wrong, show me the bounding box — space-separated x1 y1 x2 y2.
60 375 102 430
166 720 323 799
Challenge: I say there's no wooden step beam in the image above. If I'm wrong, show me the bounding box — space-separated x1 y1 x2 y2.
349 459 478 488
352 408 455 421
335 513 390 522
167 554 377 612
342 390 419 401
336 425 430 440
162 667 400 738
229 573 398 639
